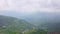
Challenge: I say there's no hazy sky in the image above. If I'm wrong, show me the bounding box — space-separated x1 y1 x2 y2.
0 0 60 12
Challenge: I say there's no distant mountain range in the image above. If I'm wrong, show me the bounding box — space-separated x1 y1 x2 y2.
0 11 60 26
0 11 60 32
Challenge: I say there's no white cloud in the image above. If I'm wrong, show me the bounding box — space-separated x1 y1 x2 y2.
0 0 60 12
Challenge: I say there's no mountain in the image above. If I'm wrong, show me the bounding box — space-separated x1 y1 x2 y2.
24 12 60 26
37 12 60 32
0 15 48 34
0 15 36 33
47 22 60 32
1 11 60 32
0 11 60 26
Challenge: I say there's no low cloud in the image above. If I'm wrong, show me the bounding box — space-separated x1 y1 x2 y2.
0 0 60 12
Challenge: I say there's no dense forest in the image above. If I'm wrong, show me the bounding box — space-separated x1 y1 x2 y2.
0 15 48 34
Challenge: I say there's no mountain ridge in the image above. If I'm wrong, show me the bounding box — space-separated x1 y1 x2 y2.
0 11 60 26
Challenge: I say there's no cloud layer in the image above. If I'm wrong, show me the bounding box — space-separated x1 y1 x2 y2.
0 0 60 12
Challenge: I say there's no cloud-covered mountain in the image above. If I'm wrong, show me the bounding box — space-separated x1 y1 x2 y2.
0 11 60 26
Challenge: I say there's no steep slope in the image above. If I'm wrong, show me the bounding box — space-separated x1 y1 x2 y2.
0 15 36 33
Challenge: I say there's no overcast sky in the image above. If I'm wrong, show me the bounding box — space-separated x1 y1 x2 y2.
0 0 60 12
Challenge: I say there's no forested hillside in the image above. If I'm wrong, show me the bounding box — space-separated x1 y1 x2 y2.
0 15 47 34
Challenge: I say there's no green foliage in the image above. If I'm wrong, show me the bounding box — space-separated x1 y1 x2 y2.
25 29 48 34
0 15 36 34
0 15 48 34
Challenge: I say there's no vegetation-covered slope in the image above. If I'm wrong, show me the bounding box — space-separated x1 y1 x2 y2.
0 15 37 34
0 15 48 34
38 21 60 32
